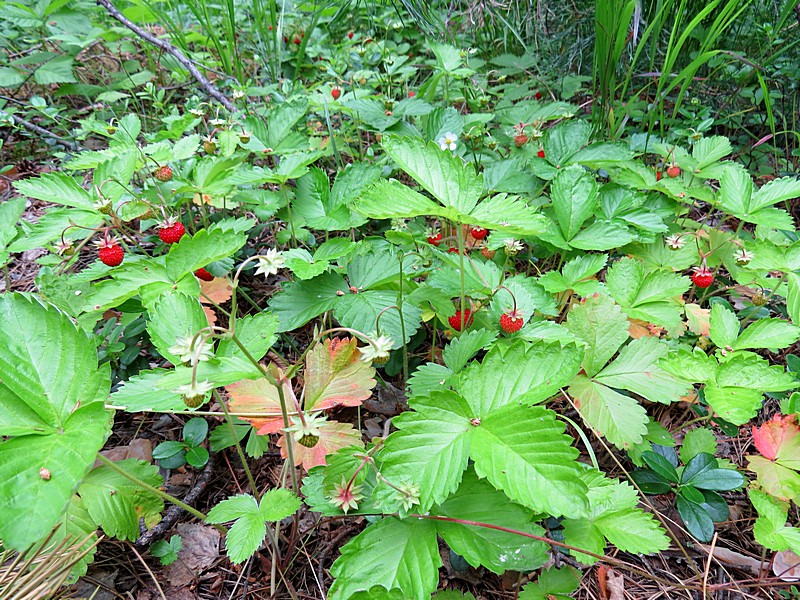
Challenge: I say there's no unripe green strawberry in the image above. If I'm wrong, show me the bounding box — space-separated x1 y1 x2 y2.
298 434 320 448
183 393 205 408
752 292 767 306
372 353 390 365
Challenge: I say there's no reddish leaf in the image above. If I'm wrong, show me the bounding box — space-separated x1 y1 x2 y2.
304 337 376 412
753 414 800 463
748 415 800 502
684 303 710 337
278 419 363 469
199 277 233 305
747 456 800 502
226 363 294 434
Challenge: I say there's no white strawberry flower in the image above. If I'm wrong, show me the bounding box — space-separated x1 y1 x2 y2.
172 380 214 397
169 334 214 366
438 132 458 152
733 248 754 265
665 234 685 250
503 238 524 255
360 335 394 363
285 412 327 443
254 249 286 278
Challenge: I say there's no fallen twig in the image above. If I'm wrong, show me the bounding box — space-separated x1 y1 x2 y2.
134 453 216 548
95 0 236 113
7 113 83 151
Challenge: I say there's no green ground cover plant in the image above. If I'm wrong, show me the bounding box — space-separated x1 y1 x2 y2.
2 0 800 598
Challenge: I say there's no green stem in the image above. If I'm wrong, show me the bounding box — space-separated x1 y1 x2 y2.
229 334 299 494
456 224 466 329
397 254 409 384
282 183 296 248
214 389 260 502
96 453 224 532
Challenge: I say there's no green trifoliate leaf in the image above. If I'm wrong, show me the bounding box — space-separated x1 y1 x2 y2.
382 136 483 215
206 492 297 565
146 291 210 366
709 304 740 350
594 336 691 405
164 221 249 280
79 459 164 541
328 518 441 600
0 294 113 550
456 339 583 415
470 404 588 518
568 375 648 449
380 392 474 510
680 428 718 464
433 468 549 573
565 293 629 378
269 272 348 332
518 566 581 600
563 470 670 564
606 257 690 330
539 253 607 295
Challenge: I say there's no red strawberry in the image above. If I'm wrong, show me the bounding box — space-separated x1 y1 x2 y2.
348 31 354 39
655 170 662 181
537 148 545 158
470 227 487 240
692 267 714 288
447 247 468 255
666 164 681 178
408 91 416 98
331 86 342 100
448 309 473 331
500 309 524 334
195 267 214 281
514 133 529 147
158 220 186 244
426 232 442 246
293 36 301 45
535 91 543 100
154 165 173 182
98 240 124 266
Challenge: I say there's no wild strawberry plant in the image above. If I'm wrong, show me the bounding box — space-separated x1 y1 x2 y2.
4 41 800 597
